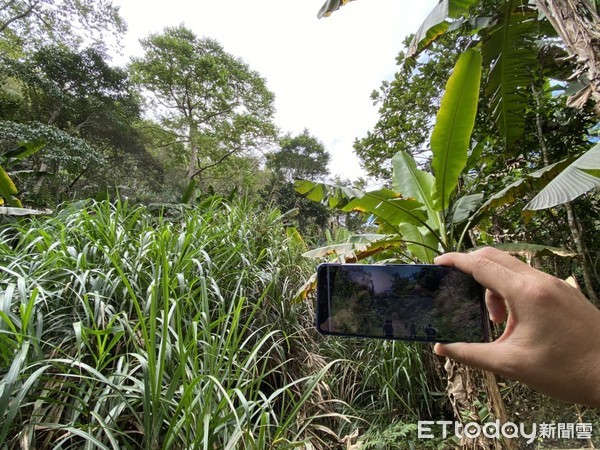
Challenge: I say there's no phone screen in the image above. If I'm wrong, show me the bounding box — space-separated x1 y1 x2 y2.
316 264 488 343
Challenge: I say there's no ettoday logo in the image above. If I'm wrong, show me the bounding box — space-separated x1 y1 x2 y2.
417 420 593 444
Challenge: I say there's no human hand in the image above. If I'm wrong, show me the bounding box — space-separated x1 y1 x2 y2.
434 247 600 407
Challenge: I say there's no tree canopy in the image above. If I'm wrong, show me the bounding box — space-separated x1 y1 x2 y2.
0 0 125 49
130 25 277 184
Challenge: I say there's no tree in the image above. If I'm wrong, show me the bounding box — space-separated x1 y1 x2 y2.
0 0 125 49
267 129 331 181
265 130 331 239
354 34 466 180
130 26 277 188
0 45 162 204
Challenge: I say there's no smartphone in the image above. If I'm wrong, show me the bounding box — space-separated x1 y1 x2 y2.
316 263 489 343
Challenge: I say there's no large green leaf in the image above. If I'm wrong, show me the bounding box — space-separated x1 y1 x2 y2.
407 0 478 57
392 151 438 211
398 223 440 263
452 193 484 224
473 157 574 221
392 150 443 234
525 142 600 210
341 189 428 230
3 140 45 160
0 165 21 207
317 0 355 18
469 243 576 258
431 48 482 212
482 2 539 149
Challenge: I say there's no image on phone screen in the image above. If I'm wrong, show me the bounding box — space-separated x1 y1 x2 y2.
316 264 488 343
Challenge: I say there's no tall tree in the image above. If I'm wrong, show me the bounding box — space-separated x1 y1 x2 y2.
130 26 276 186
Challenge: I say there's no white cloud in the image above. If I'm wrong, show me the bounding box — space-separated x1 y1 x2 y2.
112 0 437 180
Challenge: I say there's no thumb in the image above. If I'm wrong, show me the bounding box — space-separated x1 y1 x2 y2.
434 342 503 374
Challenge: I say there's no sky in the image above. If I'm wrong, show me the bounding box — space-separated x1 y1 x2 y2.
110 0 438 180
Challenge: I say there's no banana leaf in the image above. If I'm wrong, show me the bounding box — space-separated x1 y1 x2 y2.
3 140 45 160
341 190 428 231
317 0 355 18
302 234 404 261
483 2 538 149
452 193 484 224
398 223 441 263
392 150 442 221
525 141 600 210
469 243 576 258
407 0 479 57
431 48 482 212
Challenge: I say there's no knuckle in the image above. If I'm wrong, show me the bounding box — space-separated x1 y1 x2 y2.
472 246 500 260
523 275 560 303
470 252 495 271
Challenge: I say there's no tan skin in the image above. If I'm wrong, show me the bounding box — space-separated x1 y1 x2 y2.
433 247 600 408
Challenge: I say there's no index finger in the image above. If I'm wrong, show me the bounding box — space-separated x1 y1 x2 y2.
468 247 539 275
434 251 521 299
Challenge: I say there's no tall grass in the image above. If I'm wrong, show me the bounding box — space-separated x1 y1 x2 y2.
0 198 341 449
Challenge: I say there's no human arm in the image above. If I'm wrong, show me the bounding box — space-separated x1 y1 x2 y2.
434 247 600 408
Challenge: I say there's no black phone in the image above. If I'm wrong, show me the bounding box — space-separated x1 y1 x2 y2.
316 263 489 343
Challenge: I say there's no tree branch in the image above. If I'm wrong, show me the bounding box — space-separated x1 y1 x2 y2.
0 0 40 33
191 146 241 179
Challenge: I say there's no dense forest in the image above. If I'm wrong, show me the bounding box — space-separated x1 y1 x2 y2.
1 0 600 448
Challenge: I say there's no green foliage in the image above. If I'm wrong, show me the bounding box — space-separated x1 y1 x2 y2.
267 129 331 181
130 25 276 187
431 48 482 211
354 34 463 179
525 141 600 210
264 130 332 240
481 1 539 149
0 45 163 204
0 0 126 50
0 198 344 448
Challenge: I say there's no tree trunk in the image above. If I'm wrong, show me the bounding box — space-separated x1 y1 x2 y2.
443 359 518 450
535 0 600 113
564 201 599 303
186 121 200 180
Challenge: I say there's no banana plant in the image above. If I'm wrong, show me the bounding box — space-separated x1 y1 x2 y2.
319 0 600 208
296 48 572 266
297 49 482 264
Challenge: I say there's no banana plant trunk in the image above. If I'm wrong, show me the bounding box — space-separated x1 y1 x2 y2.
442 358 518 450
535 0 600 113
